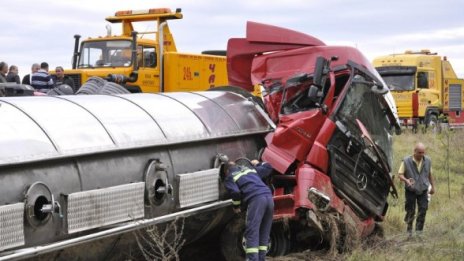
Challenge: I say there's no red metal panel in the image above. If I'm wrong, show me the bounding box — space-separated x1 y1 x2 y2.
306 119 336 173
250 46 373 87
227 21 326 90
342 206 375 238
274 110 324 158
246 21 325 46
448 111 464 127
262 144 295 174
295 166 344 213
412 92 419 117
227 38 310 91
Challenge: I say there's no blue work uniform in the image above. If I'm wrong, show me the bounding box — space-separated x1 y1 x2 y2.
224 162 274 261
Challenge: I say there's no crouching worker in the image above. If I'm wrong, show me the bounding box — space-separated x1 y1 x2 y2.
223 159 274 261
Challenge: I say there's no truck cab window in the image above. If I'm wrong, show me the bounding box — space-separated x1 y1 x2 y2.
139 47 157 68
79 40 132 68
417 72 429 89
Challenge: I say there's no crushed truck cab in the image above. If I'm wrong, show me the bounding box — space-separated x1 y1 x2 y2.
64 8 228 93
220 21 401 258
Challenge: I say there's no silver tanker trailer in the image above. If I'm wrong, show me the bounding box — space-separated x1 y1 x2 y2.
0 92 272 260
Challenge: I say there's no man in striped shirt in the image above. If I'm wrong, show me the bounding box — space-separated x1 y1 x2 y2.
31 62 54 91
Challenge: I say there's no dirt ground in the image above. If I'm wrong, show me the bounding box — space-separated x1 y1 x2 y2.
180 237 341 261
179 224 387 261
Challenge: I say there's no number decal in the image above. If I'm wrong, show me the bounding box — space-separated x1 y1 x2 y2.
183 67 192 80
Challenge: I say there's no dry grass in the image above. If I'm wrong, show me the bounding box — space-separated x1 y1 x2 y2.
346 128 464 261
133 217 186 261
270 128 464 261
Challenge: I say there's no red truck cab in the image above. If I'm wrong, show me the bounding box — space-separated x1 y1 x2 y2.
223 21 401 257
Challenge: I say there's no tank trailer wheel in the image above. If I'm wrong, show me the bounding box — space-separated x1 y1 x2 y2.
220 216 246 261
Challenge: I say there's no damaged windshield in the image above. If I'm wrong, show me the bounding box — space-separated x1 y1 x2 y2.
336 73 393 167
79 40 132 68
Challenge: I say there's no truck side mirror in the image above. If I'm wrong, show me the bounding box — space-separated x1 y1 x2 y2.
313 57 329 87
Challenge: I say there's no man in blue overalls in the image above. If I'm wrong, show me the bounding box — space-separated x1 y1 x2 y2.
223 159 274 261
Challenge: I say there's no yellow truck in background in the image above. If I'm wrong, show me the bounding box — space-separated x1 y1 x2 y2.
373 50 464 129
64 8 228 93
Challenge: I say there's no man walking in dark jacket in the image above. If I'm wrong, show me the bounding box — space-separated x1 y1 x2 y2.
224 159 274 261
398 142 435 237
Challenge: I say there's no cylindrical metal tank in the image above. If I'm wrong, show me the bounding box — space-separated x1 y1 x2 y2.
0 92 271 259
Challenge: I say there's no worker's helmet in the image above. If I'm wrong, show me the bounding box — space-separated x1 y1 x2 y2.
234 158 255 170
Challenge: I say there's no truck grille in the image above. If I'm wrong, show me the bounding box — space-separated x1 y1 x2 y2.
65 73 82 89
328 146 389 218
449 84 462 111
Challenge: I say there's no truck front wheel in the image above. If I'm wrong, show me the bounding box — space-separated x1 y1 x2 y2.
220 216 291 260
268 224 291 256
425 114 440 133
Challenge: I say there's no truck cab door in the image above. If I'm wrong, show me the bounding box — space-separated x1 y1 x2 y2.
136 46 160 93
416 70 441 116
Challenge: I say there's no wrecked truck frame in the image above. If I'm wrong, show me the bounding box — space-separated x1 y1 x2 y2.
220 21 401 258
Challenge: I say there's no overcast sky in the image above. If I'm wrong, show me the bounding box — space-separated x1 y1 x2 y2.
1 0 464 78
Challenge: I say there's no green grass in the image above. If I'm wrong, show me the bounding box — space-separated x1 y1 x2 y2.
346 128 464 261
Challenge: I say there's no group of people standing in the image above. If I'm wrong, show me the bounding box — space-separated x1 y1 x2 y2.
0 62 21 84
0 61 75 92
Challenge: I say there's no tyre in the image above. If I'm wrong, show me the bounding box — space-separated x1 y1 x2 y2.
268 224 291 257
100 82 130 95
220 216 246 261
425 114 439 133
76 76 108 95
221 216 290 260
86 76 107 87
208 85 265 110
76 81 100 95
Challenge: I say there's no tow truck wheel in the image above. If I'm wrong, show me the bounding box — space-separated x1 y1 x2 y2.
220 215 246 261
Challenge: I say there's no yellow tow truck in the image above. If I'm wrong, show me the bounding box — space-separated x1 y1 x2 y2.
373 50 464 129
64 8 228 93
